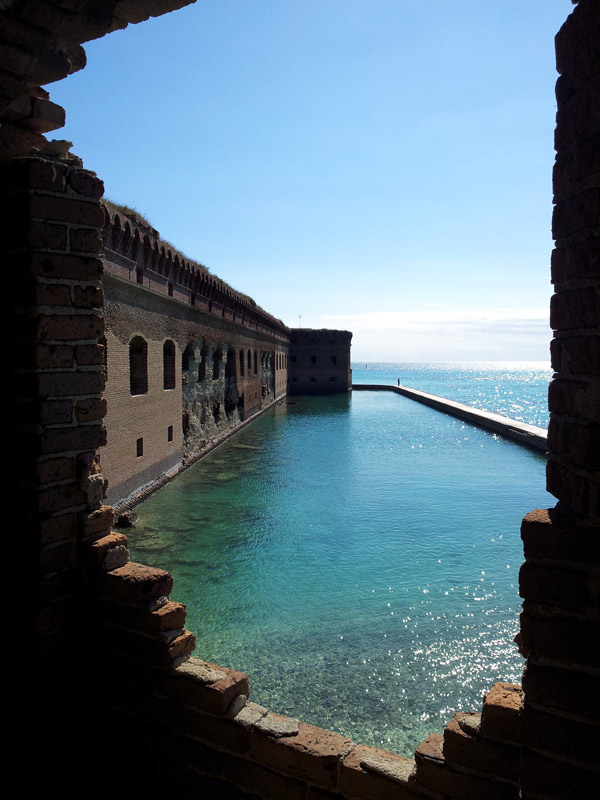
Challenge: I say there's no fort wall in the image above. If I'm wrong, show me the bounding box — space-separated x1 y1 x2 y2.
4 0 598 797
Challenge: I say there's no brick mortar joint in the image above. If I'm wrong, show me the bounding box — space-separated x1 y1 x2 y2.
524 698 600 727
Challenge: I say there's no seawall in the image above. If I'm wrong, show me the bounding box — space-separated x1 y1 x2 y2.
353 384 548 452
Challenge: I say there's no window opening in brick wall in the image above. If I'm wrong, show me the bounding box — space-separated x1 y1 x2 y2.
310 377 316 382
331 355 337 365
182 343 194 372
311 356 317 364
136 269 143 285
291 355 297 363
136 437 143 457
198 351 207 381
167 425 173 442
239 349 244 377
129 336 148 395
254 351 258 374
168 282 173 296
247 350 251 370
163 340 175 389
213 350 222 380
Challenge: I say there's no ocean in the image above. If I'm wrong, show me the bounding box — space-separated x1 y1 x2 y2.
128 361 552 756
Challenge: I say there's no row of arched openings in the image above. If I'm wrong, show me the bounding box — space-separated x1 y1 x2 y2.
129 336 176 395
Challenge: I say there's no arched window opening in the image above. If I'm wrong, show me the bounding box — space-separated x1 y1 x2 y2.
254 351 258 374
163 340 176 389
247 349 251 370
213 349 222 380
198 348 207 381
129 336 148 395
182 343 195 372
239 349 244 377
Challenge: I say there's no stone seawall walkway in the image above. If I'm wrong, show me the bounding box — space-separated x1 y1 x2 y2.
353 384 547 452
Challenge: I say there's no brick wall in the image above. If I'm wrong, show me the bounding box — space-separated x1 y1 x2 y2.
288 329 353 394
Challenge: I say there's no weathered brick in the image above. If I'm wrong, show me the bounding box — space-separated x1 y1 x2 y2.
98 562 173 606
36 313 104 341
102 625 195 665
80 505 114 536
520 607 600 667
550 285 600 331
34 343 73 369
341 743 416 800
30 195 104 227
75 397 107 422
38 482 87 514
224 754 306 800
521 702 600 767
520 748 600 799
73 285 103 309
39 512 76 546
546 458 589 518
39 399 73 426
96 598 186 635
548 376 599 422
37 370 105 397
521 661 600 722
167 657 249 717
520 508 600 566
519 560 590 609
480 683 522 744
443 713 519 784
34 283 72 307
74 343 105 366
40 423 106 455
28 252 103 281
548 418 600 469
86 531 129 570
36 456 74 484
68 169 104 199
69 227 103 254
248 717 352 792
27 220 67 250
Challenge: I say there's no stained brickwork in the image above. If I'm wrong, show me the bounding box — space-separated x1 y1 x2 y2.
288 329 353 394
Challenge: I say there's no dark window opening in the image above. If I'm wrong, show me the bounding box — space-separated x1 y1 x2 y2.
212 402 220 422
331 355 337 365
309 377 316 382
182 343 194 372
213 351 222 380
167 425 173 442
168 282 173 296
136 437 143 457
163 340 175 389
254 351 258 374
239 350 244 377
291 355 297 363
330 376 337 382
129 336 148 395
136 269 143 285
311 356 317 364
247 350 251 370
190 293 195 306
292 377 298 383
198 352 207 381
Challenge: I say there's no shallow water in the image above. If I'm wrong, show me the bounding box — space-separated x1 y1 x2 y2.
129 384 551 756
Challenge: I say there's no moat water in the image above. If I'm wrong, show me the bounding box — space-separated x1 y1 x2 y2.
128 362 552 756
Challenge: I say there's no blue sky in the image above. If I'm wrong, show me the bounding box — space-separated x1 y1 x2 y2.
50 0 569 361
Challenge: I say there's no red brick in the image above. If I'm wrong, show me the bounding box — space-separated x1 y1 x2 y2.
521 661 600 722
27 220 67 250
521 703 600 767
550 285 600 331
80 505 114 536
340 743 416 800
34 284 72 307
548 418 600 469
96 598 187 636
38 482 87 514
480 683 523 744
73 285 103 309
546 458 589 518
520 749 600 799
20 158 67 192
39 540 75 574
413 733 517 800
166 658 249 717
443 713 519 784
69 227 103 254
224 754 306 800
40 423 106 455
39 512 76 546
74 343 105 366
103 625 195 665
75 397 107 422
68 170 104 199
520 508 600 566
519 560 590 609
37 370 105 397
36 313 104 341
520 607 600 667
248 718 352 791
34 344 73 369
98 562 173 606
30 195 104 227
548 376 599 421
28 252 103 281
36 456 74 484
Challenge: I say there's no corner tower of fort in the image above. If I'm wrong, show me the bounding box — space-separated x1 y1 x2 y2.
3 1 599 797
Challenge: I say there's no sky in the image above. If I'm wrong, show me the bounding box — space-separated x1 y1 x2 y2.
49 0 570 362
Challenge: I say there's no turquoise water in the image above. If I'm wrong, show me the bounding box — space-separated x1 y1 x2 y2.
129 366 552 756
352 361 552 428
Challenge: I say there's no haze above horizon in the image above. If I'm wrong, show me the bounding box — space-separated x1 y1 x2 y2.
50 0 568 362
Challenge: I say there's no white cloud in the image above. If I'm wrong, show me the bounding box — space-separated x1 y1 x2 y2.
318 308 551 361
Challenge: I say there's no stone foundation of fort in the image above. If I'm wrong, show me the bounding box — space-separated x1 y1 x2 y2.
4 0 599 797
